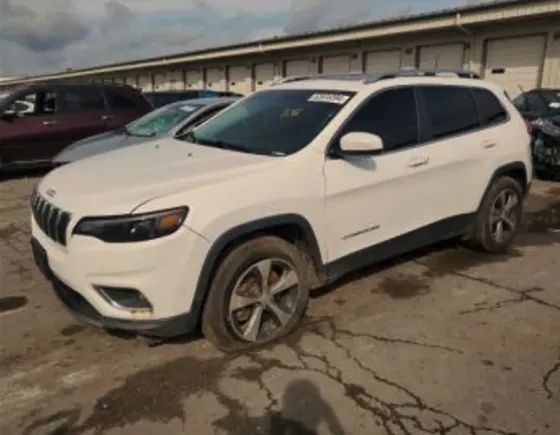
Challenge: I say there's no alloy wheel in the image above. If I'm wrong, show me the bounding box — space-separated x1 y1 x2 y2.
489 188 520 243
227 258 300 342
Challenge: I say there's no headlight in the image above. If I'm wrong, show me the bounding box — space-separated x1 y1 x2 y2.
73 207 188 243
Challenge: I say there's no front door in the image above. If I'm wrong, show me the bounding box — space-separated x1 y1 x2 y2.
324 86 426 263
0 87 67 164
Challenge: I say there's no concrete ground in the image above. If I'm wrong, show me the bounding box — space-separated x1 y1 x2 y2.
0 172 559 435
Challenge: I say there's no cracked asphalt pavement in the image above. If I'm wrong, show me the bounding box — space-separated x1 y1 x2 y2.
0 172 559 435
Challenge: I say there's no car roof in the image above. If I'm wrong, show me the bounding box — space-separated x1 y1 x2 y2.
270 69 501 94
177 96 240 105
143 90 204 94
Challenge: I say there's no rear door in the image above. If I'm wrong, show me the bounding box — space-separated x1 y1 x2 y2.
415 85 492 220
0 86 69 164
55 85 112 154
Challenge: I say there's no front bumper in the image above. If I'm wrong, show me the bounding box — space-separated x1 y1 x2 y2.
30 216 210 337
49 271 196 337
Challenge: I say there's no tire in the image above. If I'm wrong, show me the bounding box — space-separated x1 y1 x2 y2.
466 176 524 254
201 235 311 352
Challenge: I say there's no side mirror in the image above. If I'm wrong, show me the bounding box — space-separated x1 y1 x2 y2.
338 132 384 156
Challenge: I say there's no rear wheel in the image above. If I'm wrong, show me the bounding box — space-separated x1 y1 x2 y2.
201 236 310 352
465 176 524 254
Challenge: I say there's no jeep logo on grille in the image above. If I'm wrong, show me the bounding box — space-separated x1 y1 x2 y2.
45 188 57 198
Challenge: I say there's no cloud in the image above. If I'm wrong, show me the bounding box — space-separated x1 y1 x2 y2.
0 0 486 77
0 0 90 52
283 0 373 35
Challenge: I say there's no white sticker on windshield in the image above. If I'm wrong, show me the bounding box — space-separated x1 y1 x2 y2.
180 105 196 112
307 93 350 105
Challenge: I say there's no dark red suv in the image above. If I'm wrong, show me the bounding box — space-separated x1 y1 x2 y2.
0 82 152 169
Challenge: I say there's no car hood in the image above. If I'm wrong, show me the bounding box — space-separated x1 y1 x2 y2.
52 131 158 164
39 138 276 215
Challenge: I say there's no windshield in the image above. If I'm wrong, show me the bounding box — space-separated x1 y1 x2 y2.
185 89 355 155
126 102 202 136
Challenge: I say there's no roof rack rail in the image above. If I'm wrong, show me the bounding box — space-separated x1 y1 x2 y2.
271 69 480 86
370 68 480 82
271 73 365 85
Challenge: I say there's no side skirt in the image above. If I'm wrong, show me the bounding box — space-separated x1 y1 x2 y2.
323 213 474 283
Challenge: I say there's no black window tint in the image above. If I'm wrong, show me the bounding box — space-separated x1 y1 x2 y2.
340 87 418 151
512 94 528 111
105 89 137 109
526 92 548 114
472 88 508 125
422 86 479 139
59 87 105 111
541 90 560 104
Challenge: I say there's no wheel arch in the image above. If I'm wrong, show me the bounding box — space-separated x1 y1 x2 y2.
477 161 529 211
190 213 325 327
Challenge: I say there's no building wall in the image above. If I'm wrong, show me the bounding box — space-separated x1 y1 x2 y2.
78 15 559 97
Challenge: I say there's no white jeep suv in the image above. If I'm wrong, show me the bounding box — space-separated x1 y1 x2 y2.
30 69 532 352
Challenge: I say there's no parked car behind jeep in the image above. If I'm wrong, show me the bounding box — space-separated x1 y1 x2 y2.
143 89 244 108
0 82 152 170
512 88 560 121
53 97 239 165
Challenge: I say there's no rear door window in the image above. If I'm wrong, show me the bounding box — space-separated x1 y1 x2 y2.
57 87 106 112
471 88 508 126
105 89 138 109
420 85 480 140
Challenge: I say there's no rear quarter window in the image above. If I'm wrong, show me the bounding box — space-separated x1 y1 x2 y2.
471 87 508 125
105 89 139 109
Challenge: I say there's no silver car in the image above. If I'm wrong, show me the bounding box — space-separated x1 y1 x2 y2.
53 97 239 165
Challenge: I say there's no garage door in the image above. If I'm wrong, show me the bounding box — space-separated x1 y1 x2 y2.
168 71 184 90
153 73 168 90
185 70 202 89
418 43 465 69
285 59 311 77
137 74 152 91
484 35 547 98
322 55 352 73
228 65 252 95
124 76 137 87
365 49 402 73
205 67 225 90
254 62 275 90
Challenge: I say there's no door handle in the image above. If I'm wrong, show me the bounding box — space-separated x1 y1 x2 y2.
101 115 113 120
42 120 59 126
407 156 429 167
483 141 497 149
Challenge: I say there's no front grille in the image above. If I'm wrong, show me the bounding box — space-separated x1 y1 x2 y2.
30 189 71 246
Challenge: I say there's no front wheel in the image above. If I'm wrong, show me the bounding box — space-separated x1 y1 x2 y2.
465 176 524 254
201 236 310 352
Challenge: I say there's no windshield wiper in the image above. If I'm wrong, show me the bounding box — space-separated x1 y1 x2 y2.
176 130 196 142
130 130 156 138
176 132 278 155
196 138 255 154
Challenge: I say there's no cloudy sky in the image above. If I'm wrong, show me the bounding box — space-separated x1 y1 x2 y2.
0 0 489 76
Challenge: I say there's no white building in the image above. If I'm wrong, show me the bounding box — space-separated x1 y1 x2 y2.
2 0 560 98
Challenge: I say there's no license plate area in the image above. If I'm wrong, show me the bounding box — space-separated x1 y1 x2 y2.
31 237 52 280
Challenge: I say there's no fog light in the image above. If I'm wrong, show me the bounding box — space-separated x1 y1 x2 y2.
94 286 152 311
